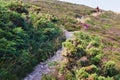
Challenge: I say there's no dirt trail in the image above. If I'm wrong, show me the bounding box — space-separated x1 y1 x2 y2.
91 12 103 17
24 12 104 80
77 12 104 23
24 30 74 80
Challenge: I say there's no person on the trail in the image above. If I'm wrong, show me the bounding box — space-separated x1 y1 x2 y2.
96 6 100 12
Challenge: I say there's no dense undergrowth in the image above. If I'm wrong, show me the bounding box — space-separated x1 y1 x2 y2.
42 32 120 80
0 1 63 80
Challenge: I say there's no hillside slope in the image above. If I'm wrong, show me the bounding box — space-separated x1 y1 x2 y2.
23 0 97 31
0 0 120 80
25 1 120 71
24 0 120 80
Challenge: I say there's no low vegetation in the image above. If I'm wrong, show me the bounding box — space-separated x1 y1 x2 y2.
42 32 120 80
0 1 63 80
24 0 96 31
0 0 120 80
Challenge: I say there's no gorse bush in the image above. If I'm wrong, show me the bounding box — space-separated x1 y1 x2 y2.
46 31 119 80
0 1 62 80
6 1 28 14
76 69 90 79
87 48 101 57
90 54 103 65
104 61 118 77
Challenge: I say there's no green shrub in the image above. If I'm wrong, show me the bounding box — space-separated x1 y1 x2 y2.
104 61 117 76
81 65 98 74
90 40 100 47
58 62 67 74
7 1 28 14
74 32 91 42
62 41 77 56
58 31 119 79
90 54 103 65
41 74 56 80
65 71 75 80
105 61 115 69
0 1 62 79
76 69 90 79
87 48 102 57
76 45 86 57
114 73 120 80
88 73 98 80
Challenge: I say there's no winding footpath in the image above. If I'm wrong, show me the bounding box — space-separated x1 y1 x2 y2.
24 30 74 80
24 12 103 80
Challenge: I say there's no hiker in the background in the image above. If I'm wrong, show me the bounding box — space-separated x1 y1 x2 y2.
96 6 100 12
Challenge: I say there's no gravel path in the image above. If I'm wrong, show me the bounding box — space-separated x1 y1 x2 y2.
23 30 74 80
